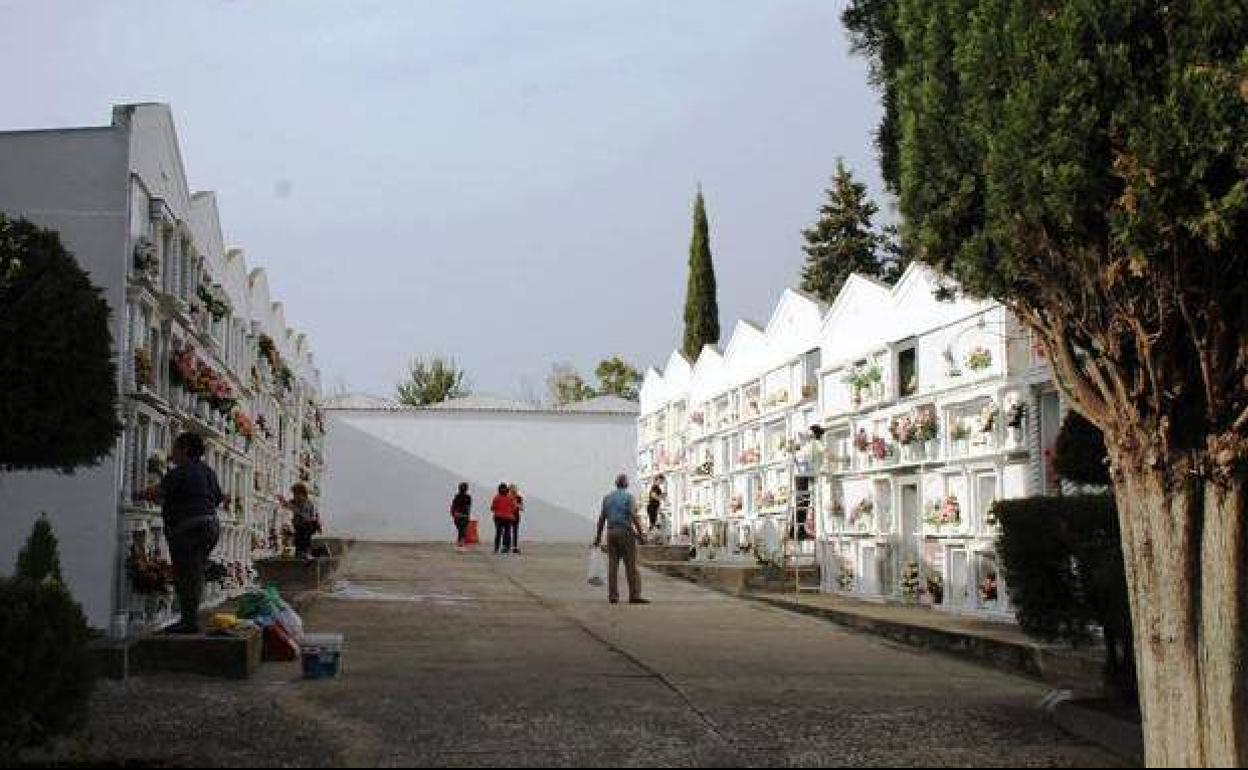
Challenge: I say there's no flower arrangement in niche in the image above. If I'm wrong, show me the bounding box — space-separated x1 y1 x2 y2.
690 410 705 425
843 364 883 405
134 348 154 388
146 451 167 480
925 495 961 527
133 236 158 276
854 429 871 453
977 403 998 434
850 498 874 526
127 544 173 595
827 499 845 519
914 407 939 442
730 494 744 513
233 410 256 440
838 568 856 591
1005 396 1028 429
170 349 198 386
900 562 922 600
979 572 999 604
890 415 916 446
871 436 890 461
966 346 993 371
950 421 971 443
197 283 229 320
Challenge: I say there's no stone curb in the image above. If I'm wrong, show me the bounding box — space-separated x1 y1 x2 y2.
643 561 1100 688
1040 690 1144 766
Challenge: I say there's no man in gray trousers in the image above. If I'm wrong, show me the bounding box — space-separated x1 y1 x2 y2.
160 432 223 634
593 474 650 605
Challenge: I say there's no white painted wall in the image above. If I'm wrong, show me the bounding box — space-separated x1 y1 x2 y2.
322 408 638 543
0 124 131 628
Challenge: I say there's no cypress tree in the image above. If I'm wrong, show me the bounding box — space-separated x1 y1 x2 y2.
682 187 720 361
799 159 885 303
16 514 63 584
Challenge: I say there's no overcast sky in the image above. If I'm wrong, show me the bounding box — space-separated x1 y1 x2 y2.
1 1 886 400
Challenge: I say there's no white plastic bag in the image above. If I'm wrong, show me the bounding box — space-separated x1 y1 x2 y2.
586 547 607 587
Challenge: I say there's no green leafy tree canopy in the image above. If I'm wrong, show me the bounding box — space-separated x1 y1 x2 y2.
0 214 122 472
594 356 642 401
879 2 1248 764
396 356 470 407
547 363 596 407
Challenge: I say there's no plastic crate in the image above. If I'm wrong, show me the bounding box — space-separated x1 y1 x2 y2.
300 633 344 679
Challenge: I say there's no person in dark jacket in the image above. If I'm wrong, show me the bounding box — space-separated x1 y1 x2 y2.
281 483 321 560
160 432 223 634
450 482 472 549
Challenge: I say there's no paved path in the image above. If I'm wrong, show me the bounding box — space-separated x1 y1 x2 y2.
87 543 1118 767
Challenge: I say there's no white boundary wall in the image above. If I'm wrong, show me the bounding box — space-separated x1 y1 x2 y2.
323 406 637 543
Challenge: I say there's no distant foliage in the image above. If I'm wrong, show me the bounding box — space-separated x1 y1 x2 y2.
0 214 122 472
594 357 642 401
396 356 470 407
547 363 596 406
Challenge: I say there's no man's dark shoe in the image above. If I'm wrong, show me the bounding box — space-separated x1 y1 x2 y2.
629 598 651 605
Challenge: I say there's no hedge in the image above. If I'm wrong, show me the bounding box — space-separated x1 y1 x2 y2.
994 494 1135 699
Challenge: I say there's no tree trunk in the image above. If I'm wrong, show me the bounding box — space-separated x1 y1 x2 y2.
1115 464 1247 767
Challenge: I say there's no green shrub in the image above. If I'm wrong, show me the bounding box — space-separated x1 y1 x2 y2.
994 494 1135 699
15 514 62 584
0 578 95 757
1 518 95 759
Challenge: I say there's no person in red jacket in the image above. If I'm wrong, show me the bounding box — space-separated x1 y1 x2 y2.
491 482 518 554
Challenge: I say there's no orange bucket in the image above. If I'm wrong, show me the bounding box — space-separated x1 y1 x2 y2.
465 519 480 545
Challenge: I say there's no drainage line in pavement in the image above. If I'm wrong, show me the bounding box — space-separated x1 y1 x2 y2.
480 556 740 757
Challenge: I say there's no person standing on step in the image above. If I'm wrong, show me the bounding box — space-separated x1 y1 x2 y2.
159 432 223 634
450 482 472 550
491 482 518 554
509 484 525 555
281 483 321 560
646 475 666 535
593 474 650 605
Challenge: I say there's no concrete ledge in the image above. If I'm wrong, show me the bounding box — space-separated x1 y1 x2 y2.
647 562 1101 691
255 556 342 593
648 561 820 597
638 544 692 564
1045 696 1144 766
112 625 264 680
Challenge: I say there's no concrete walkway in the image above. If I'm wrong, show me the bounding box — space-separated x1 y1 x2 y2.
84 543 1119 767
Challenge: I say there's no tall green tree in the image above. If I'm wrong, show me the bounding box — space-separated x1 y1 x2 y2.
594 357 642 401
879 1 1248 763
0 214 122 472
395 356 470 407
799 159 888 302
843 0 905 195
682 188 720 361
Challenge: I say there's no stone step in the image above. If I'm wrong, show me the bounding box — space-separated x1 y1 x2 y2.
92 625 263 680
254 555 342 593
637 544 692 563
